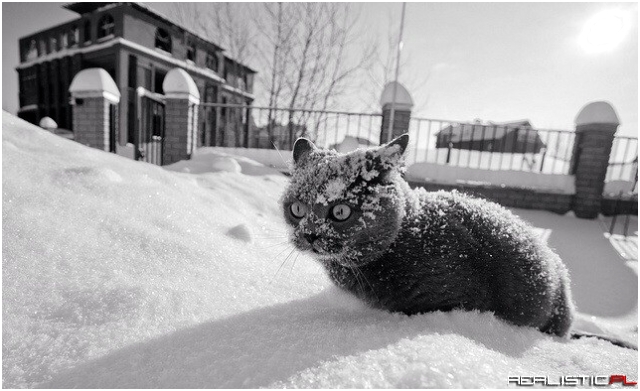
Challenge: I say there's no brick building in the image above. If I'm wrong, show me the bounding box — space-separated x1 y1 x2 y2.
16 2 256 157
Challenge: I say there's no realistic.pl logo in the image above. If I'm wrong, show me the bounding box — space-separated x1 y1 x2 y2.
508 374 637 387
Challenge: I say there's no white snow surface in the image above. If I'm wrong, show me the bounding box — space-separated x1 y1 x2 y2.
2 112 637 388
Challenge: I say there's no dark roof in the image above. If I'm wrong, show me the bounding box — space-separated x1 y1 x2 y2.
63 2 107 14
437 120 537 143
224 56 257 74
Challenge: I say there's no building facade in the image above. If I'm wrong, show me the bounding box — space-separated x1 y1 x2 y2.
436 120 545 153
16 2 256 155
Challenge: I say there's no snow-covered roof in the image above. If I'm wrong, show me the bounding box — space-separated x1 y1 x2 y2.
69 68 120 100
380 82 414 109
162 68 200 100
575 101 620 126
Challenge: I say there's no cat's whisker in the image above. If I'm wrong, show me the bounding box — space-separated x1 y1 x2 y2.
288 251 301 277
274 247 297 280
255 241 291 250
270 245 294 273
354 265 380 303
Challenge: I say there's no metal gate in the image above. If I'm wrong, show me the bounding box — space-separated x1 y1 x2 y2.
136 90 165 165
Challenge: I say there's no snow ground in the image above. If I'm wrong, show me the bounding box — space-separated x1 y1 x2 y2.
2 112 637 388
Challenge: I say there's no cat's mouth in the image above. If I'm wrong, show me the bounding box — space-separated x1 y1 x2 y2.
307 242 342 258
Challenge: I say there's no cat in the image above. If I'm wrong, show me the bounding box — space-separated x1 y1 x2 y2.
281 134 576 337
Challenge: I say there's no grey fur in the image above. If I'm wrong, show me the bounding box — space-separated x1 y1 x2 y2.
283 135 575 338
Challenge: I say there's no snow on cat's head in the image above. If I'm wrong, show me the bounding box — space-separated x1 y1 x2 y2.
282 134 409 268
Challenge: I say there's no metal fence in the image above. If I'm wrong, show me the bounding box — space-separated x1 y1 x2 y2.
200 103 580 175
200 103 382 151
405 118 575 174
606 135 638 190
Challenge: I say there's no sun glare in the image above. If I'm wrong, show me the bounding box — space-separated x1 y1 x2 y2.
579 9 630 54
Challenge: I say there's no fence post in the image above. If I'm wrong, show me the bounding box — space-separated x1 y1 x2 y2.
162 68 200 165
379 81 413 145
571 101 620 219
69 68 121 152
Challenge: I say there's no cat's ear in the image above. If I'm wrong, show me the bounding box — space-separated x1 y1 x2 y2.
381 134 409 159
293 138 317 165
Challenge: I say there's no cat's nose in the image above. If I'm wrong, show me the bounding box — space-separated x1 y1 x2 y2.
304 233 319 244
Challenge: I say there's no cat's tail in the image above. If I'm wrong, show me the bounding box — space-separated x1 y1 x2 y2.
571 331 637 350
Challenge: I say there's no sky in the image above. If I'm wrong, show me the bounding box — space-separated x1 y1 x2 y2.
2 2 638 136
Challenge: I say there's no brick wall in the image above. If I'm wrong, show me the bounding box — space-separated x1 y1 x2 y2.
163 98 200 165
72 97 109 150
407 180 573 214
571 124 618 218
601 197 638 216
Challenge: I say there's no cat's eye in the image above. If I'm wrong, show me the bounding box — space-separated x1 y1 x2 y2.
331 204 351 221
290 202 307 218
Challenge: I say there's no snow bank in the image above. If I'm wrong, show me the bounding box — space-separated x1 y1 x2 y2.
405 162 575 194
2 112 636 388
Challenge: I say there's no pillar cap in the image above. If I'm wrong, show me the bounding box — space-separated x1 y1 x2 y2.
163 68 200 102
380 82 413 110
69 68 120 103
575 101 620 126
39 116 57 130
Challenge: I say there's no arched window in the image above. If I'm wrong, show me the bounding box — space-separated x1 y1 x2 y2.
155 28 172 53
206 51 218 71
186 41 196 61
49 36 59 52
84 21 92 43
68 25 79 47
38 39 46 56
61 32 68 48
98 14 115 39
23 39 38 61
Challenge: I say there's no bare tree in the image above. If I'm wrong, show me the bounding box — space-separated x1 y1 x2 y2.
253 3 376 144
360 6 430 115
169 3 253 66
169 3 376 146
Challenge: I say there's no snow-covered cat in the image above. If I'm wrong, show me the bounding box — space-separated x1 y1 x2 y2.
282 134 575 337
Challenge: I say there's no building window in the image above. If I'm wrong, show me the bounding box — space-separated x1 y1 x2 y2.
98 14 115 39
38 39 47 56
187 41 196 62
22 39 38 61
206 52 218 72
155 28 172 53
49 36 58 52
154 68 166 94
68 26 79 46
19 68 38 106
61 32 68 49
84 21 92 43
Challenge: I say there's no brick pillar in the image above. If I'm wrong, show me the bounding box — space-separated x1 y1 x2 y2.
69 68 120 152
571 101 620 219
379 81 413 145
380 104 412 144
164 96 200 165
162 68 201 165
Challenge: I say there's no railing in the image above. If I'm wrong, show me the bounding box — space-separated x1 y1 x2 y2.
405 118 575 174
605 135 638 192
199 103 577 174
199 103 382 151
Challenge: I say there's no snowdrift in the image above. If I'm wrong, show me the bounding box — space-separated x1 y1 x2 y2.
2 112 636 388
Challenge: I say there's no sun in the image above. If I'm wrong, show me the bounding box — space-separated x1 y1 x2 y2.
579 9 630 54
